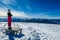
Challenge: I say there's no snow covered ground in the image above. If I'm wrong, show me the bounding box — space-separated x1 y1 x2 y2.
0 22 60 40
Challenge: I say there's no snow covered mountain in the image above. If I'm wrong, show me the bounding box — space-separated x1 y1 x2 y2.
0 18 60 24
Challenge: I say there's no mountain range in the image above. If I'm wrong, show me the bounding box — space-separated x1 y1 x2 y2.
0 17 60 24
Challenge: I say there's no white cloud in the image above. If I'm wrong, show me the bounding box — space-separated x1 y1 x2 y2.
30 13 60 19
39 15 60 19
0 7 29 18
0 7 60 19
0 0 17 9
11 10 28 17
0 0 29 18
1 0 16 5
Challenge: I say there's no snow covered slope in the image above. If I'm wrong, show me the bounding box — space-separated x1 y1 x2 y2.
0 22 60 40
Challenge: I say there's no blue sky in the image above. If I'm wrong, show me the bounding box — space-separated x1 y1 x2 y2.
0 0 60 19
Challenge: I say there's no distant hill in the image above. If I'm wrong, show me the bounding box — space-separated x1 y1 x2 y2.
0 17 60 24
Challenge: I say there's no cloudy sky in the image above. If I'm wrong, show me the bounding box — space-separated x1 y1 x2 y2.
0 0 60 19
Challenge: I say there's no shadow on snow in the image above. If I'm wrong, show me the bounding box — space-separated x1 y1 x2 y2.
6 32 24 40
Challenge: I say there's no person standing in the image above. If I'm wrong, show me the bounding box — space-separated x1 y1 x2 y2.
7 9 12 30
